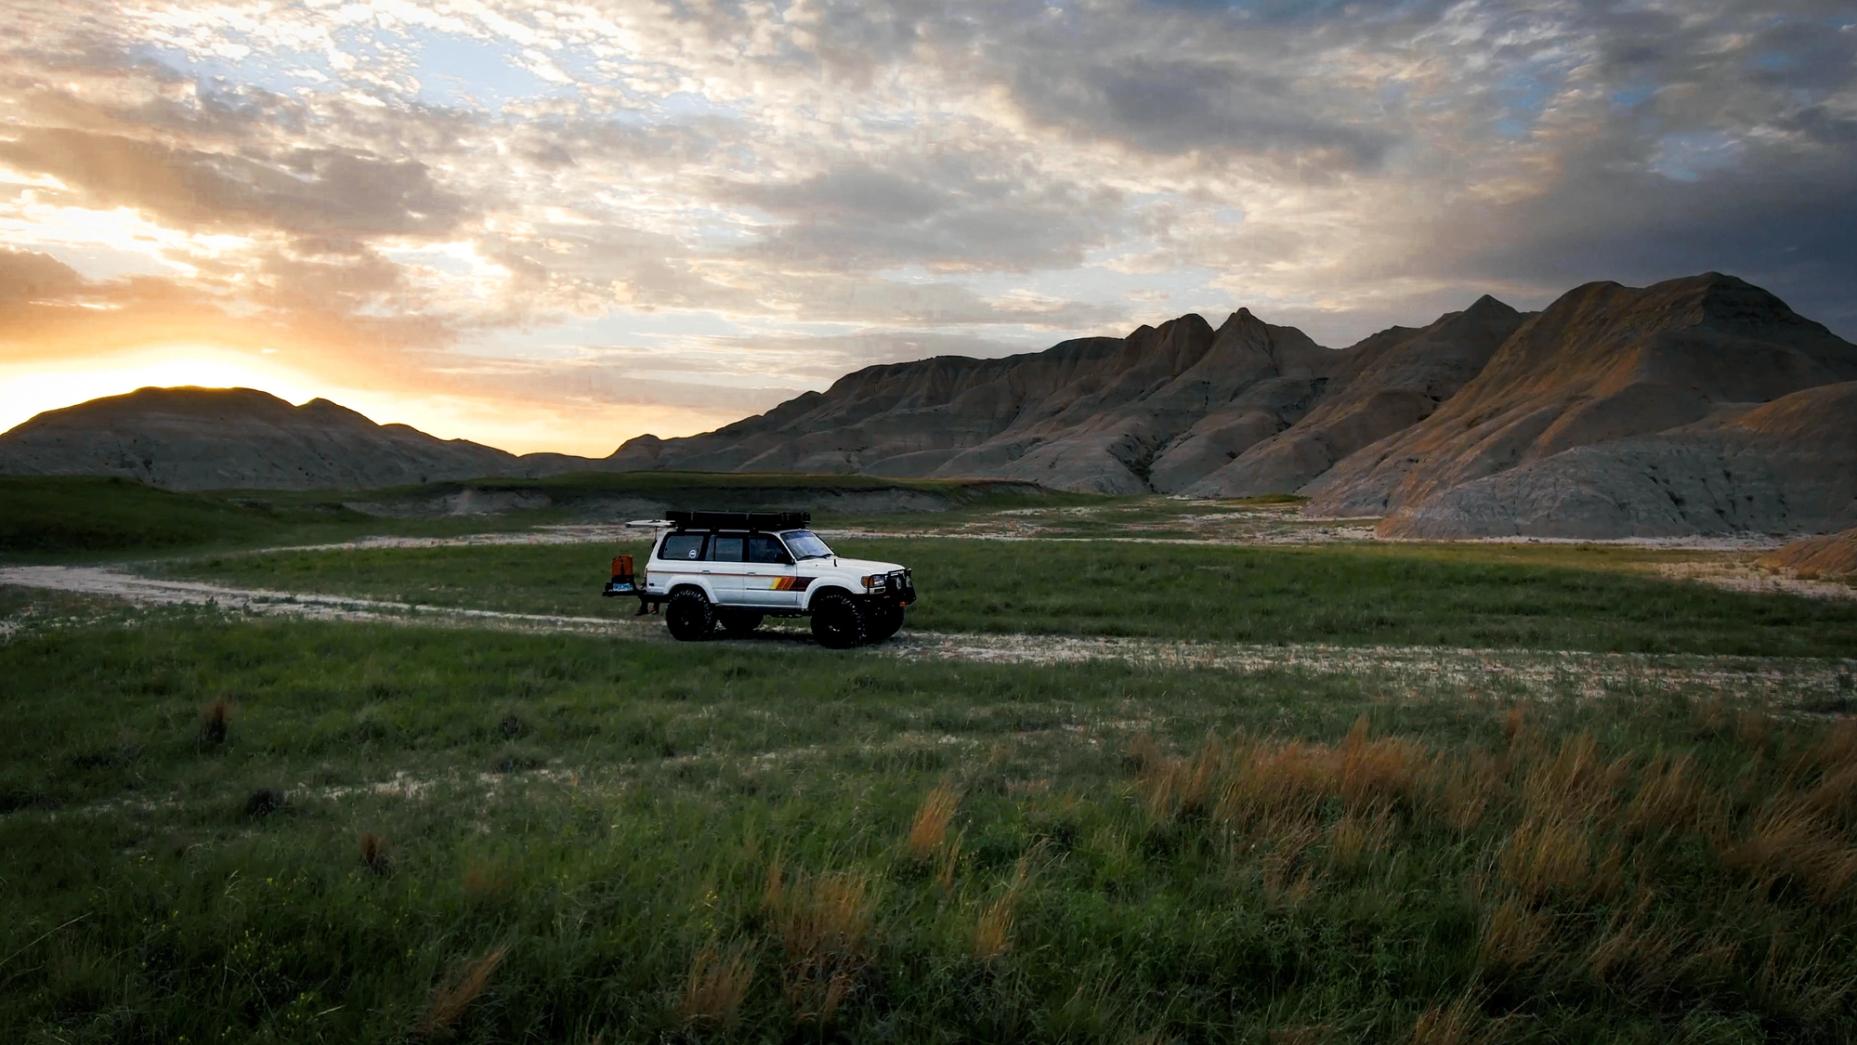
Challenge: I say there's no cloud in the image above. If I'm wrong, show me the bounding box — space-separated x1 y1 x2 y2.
0 248 83 303
0 0 1853 454
722 153 1126 273
1003 55 1394 168
0 128 469 238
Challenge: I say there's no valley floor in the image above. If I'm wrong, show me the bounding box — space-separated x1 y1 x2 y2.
3 492 1855 1043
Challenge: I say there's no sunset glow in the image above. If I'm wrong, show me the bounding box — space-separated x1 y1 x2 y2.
0 345 730 457
1 1 1852 454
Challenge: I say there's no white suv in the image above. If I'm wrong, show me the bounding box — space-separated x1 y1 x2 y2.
632 510 915 647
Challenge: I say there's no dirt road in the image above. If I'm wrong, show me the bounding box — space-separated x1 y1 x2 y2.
3 565 1849 702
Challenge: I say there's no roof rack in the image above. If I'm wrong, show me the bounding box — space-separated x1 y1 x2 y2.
664 509 810 531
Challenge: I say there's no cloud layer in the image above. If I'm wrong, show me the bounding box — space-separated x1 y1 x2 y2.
0 0 1852 453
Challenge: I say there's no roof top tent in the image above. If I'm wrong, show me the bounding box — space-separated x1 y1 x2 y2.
664 509 811 531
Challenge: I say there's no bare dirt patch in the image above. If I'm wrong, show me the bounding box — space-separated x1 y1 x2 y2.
1653 561 1857 602
886 631 1853 703
0 566 624 635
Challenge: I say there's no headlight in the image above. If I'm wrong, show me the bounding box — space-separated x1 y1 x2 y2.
860 574 880 588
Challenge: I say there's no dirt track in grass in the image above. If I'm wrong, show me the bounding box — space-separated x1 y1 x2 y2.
4 565 1850 702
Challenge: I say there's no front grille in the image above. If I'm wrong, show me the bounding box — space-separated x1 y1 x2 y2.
883 569 916 601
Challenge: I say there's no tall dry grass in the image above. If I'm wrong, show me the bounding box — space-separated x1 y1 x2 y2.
1622 752 1709 839
1408 991 1488 1044
678 940 755 1029
416 945 508 1038
972 844 1041 961
1720 799 1857 904
762 862 878 1024
905 781 959 862
1477 896 1551 975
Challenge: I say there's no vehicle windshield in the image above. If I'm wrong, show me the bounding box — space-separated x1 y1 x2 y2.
782 530 834 560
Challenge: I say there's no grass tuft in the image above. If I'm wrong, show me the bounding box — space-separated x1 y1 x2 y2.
199 699 231 748
358 832 393 876
1498 814 1614 903
763 865 877 1024
1623 752 1708 839
905 781 959 862
1337 716 1430 813
934 830 963 892
417 944 508 1039
1478 896 1552 975
972 846 1039 962
1326 808 1393 874
242 788 286 819
1720 799 1857 904
1408 992 1488 1044
678 940 754 1030
1585 900 1684 991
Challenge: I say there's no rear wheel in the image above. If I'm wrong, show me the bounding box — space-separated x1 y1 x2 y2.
809 592 868 649
867 603 905 642
719 609 764 637
665 589 715 641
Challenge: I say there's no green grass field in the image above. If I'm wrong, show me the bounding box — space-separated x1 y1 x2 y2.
4 614 1857 1042
0 473 1088 562
163 536 1857 657
0 477 547 562
6 477 1856 1042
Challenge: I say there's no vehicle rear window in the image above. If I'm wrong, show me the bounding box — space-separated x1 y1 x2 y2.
709 534 745 562
659 533 706 561
746 534 789 564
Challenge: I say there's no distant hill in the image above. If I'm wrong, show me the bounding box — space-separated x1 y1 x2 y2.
0 387 588 491
7 272 1855 538
1308 274 1857 537
611 302 1526 496
612 272 1857 538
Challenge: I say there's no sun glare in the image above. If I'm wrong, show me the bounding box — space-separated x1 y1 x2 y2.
0 343 734 458
0 345 337 437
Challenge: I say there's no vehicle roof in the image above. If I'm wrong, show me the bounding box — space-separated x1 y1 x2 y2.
665 509 809 530
658 526 809 534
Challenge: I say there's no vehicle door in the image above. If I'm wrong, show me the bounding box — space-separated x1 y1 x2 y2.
705 531 748 602
738 532 801 608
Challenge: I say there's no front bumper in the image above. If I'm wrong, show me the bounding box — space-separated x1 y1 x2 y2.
864 569 916 606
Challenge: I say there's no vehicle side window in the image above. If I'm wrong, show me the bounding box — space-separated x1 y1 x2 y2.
746 534 791 564
709 533 746 562
659 533 706 561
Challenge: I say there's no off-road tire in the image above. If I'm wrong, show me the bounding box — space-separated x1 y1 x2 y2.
665 589 716 641
867 603 905 642
719 609 764 637
810 591 868 649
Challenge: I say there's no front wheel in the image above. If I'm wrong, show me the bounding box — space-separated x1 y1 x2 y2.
867 603 905 642
665 589 715 641
809 592 868 649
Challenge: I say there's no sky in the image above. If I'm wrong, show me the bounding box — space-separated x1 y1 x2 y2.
0 0 1853 456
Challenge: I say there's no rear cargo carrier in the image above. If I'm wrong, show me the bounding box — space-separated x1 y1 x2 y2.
665 509 810 531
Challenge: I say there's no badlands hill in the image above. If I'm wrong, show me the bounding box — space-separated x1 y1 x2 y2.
0 387 554 491
612 298 1527 495
5 273 1852 538
1311 275 1857 537
614 273 1857 538
1758 528 1857 582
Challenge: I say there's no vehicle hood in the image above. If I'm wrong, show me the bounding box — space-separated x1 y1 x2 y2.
807 556 906 574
